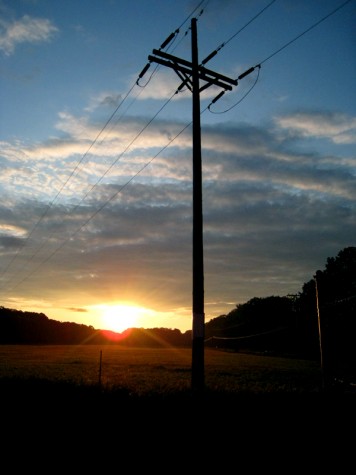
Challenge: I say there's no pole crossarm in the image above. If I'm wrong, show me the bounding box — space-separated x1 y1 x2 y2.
146 19 236 394
148 49 237 92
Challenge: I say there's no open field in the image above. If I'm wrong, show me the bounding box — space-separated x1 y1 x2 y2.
1 345 356 455
1 345 355 417
0 344 324 395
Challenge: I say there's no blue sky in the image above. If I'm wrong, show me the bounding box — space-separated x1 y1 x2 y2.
0 0 355 333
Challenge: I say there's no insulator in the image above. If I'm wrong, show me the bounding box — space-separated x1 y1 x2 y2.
212 90 225 104
177 81 186 92
160 32 175 49
238 67 255 80
138 63 151 79
201 50 217 65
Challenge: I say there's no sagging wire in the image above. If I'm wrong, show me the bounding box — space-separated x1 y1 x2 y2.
136 28 181 88
208 64 261 114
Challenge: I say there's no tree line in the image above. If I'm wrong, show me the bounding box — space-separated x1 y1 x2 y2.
1 247 355 380
0 308 192 347
205 246 355 382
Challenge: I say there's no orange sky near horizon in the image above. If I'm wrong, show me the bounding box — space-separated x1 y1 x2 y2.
7 299 197 334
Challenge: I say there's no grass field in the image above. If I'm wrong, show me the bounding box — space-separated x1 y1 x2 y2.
0 344 324 394
1 345 356 454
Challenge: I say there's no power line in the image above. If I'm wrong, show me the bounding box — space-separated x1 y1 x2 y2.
0 0 209 290
2 0 353 294
4 103 214 293
208 65 261 113
208 0 353 112
137 0 208 87
205 325 289 343
0 82 138 286
0 83 136 261
5 112 196 293
3 81 199 292
177 0 209 31
224 0 277 47
201 0 277 66
259 0 353 65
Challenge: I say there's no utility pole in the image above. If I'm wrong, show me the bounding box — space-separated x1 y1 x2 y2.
146 18 237 394
314 274 325 391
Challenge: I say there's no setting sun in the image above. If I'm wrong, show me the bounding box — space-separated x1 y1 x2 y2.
97 304 152 333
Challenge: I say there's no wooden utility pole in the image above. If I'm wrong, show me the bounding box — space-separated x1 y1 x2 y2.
148 18 237 394
314 275 325 390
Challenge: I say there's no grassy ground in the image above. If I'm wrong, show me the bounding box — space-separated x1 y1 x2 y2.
0 344 324 393
1 345 354 406
1 345 355 466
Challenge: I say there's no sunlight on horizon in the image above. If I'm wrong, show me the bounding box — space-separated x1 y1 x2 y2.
5 298 193 334
94 303 156 333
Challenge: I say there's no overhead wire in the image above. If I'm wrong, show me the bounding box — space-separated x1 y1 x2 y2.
205 326 289 343
0 0 209 292
259 0 354 66
208 65 261 113
0 81 139 287
1 87 178 292
3 0 352 292
200 0 277 67
0 81 137 283
200 0 277 107
177 0 208 30
136 0 209 88
207 0 353 112
5 104 209 293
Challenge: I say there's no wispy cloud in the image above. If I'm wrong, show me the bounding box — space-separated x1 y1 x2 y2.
84 92 123 113
276 111 356 144
1 103 354 325
0 15 58 55
2 109 355 203
133 69 221 101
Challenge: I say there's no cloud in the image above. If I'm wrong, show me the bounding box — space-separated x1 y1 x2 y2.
0 15 58 55
84 92 123 113
276 111 356 144
67 307 88 313
1 107 354 324
2 109 355 206
133 69 221 101
0 223 27 237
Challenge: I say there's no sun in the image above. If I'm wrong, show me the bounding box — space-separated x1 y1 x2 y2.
99 304 147 333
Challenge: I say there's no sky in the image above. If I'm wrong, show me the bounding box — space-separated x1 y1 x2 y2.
0 0 355 334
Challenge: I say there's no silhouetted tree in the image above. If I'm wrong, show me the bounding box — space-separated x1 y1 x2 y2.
205 247 355 367
0 247 354 364
296 246 356 381
0 306 190 346
205 295 296 354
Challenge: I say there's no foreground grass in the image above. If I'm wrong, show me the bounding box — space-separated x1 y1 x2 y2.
2 344 356 439
2 344 355 470
1 344 355 402
0 344 323 395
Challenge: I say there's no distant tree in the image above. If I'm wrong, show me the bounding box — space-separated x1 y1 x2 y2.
205 247 355 367
296 246 356 380
0 306 190 346
0 307 104 344
1 248 354 361
205 296 296 354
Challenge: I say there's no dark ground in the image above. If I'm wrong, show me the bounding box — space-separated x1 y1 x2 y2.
2 375 355 421
1 376 355 471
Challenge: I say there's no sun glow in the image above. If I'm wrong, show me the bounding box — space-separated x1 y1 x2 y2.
98 304 151 333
